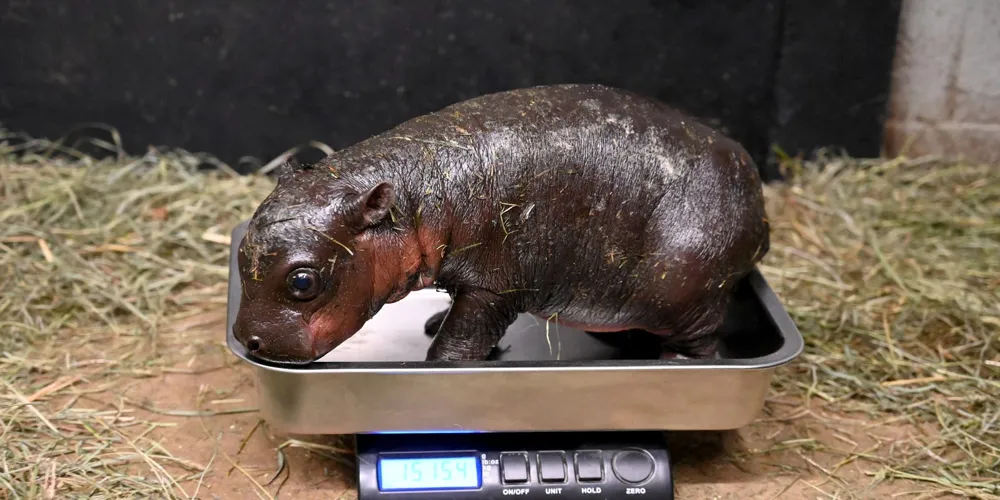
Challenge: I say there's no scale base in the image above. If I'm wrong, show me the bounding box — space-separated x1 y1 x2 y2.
356 431 674 500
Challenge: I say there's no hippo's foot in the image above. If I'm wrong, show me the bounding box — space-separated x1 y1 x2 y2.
652 303 727 361
424 309 448 337
486 343 513 361
425 289 517 361
658 332 720 361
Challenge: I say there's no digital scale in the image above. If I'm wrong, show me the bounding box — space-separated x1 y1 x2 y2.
355 432 673 499
224 222 803 499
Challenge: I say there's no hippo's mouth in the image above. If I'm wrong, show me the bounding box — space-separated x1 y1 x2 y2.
240 333 318 366
246 350 317 366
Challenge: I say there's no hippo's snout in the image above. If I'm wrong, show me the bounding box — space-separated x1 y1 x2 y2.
232 308 318 366
245 336 262 353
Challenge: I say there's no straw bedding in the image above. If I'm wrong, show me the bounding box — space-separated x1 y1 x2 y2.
1 128 997 498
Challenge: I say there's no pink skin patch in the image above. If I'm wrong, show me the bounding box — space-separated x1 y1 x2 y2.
385 288 410 304
307 308 361 358
385 272 437 304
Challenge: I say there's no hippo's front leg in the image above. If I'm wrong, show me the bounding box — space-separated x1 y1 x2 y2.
424 309 448 336
425 290 517 361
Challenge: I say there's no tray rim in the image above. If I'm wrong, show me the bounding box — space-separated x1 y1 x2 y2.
225 221 804 374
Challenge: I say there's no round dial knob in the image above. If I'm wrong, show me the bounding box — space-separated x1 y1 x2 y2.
612 449 654 484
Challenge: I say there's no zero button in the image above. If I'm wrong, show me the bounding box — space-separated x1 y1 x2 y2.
611 450 654 484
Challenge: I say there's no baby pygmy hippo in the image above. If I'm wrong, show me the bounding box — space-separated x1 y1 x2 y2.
233 84 770 365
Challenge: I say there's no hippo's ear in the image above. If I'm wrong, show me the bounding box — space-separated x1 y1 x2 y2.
351 182 395 228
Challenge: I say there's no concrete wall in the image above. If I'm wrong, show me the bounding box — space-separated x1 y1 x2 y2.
884 0 1000 164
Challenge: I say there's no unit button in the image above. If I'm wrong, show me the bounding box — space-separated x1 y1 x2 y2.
574 451 603 482
612 450 654 484
537 452 566 483
500 452 529 483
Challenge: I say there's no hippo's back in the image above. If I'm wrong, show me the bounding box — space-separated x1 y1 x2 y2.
438 83 768 249
398 84 768 303
423 84 759 199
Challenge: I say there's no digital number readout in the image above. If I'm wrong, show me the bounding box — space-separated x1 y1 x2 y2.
378 455 481 491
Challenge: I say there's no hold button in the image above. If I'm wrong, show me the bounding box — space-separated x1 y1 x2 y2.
574 451 603 482
612 450 654 484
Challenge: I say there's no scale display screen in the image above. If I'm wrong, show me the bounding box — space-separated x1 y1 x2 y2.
377 454 481 491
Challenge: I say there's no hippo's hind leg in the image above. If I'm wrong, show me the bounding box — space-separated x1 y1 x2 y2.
643 267 731 360
652 299 728 360
426 289 518 361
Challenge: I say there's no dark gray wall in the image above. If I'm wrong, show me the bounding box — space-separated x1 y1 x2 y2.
0 0 900 180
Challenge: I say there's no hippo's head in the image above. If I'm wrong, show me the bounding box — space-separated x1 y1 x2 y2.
232 160 398 365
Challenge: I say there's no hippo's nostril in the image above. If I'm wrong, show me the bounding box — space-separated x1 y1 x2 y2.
247 337 261 352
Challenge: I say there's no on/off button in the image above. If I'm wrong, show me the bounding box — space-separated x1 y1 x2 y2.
500 452 529 483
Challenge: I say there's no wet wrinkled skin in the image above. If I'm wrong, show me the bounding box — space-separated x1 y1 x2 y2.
232 83 770 365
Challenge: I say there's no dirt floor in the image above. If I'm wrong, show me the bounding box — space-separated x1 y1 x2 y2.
68 308 960 500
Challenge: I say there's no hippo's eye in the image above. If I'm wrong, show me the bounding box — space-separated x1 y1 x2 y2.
286 268 321 300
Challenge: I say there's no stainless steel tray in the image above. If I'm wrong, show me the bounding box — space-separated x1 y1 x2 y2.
225 221 803 434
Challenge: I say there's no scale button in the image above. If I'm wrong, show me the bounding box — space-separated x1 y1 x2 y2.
574 451 603 482
500 452 529 483
612 450 654 484
537 452 566 482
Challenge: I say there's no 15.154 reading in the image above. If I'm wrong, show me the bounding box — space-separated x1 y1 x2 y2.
378 456 481 491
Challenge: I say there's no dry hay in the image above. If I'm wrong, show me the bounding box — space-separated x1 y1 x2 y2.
1 127 998 499
760 154 999 498
0 129 277 499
